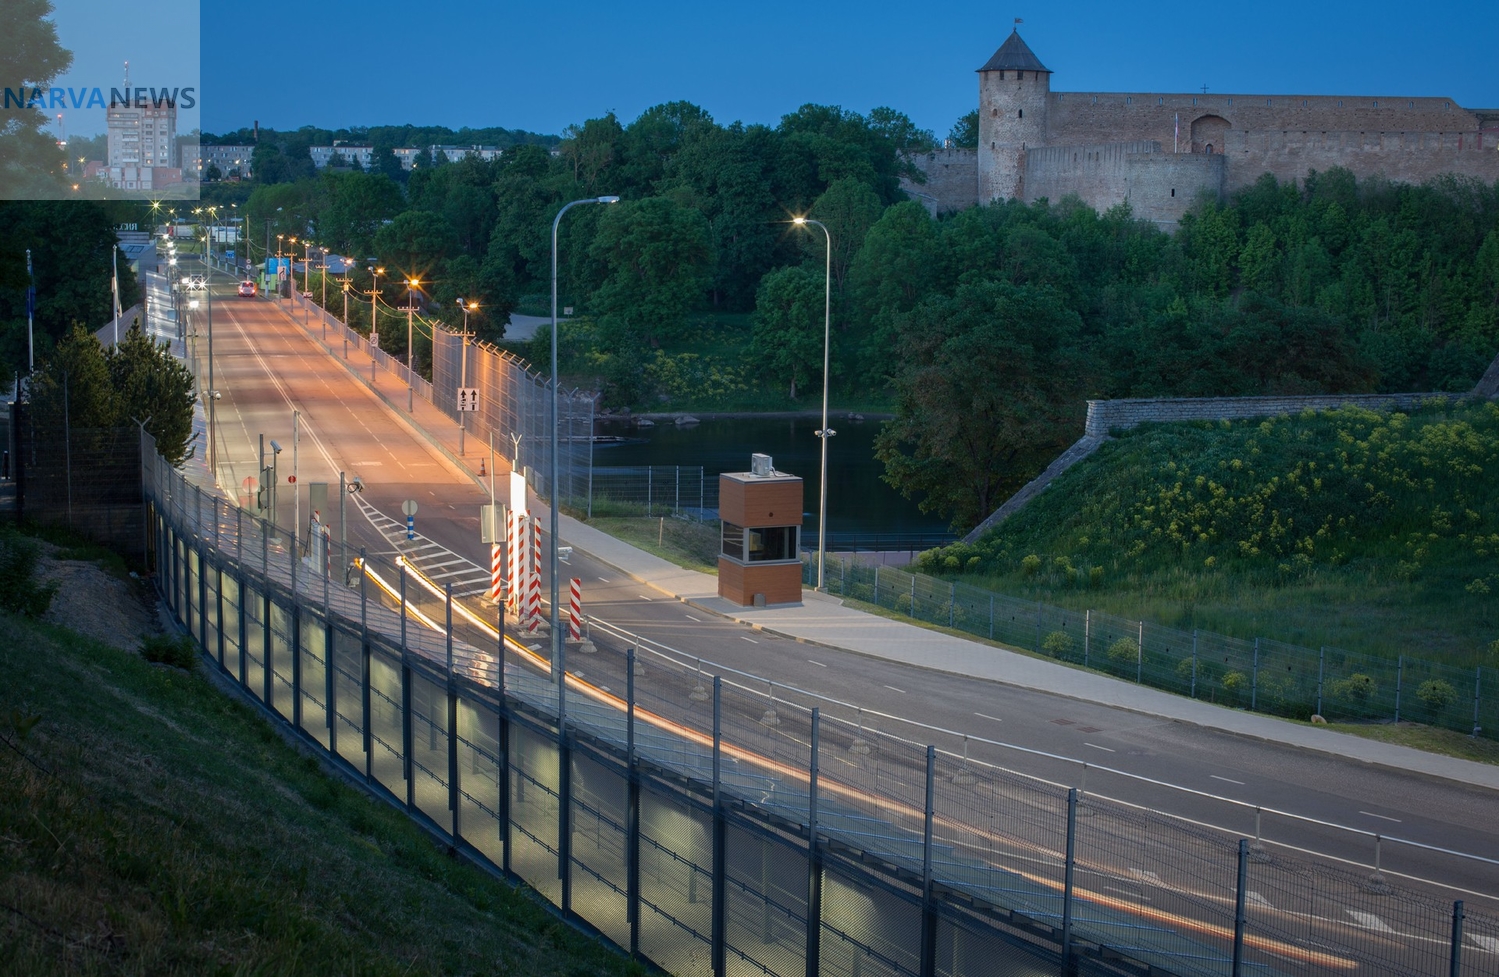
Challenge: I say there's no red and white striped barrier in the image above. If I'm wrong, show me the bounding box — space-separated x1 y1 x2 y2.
526 517 543 632
569 577 582 640
490 542 503 604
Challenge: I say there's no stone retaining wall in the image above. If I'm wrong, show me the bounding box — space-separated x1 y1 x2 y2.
1083 392 1454 438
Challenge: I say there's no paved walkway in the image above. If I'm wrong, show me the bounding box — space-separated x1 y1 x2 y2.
274 295 1499 793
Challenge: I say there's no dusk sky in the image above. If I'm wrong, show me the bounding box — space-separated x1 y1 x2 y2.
50 0 1499 139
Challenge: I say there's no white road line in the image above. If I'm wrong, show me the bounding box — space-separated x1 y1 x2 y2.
1471 935 1499 953
1359 811 1403 823
974 712 1004 723
684 614 702 622
1247 891 1273 908
1085 743 1115 753
807 660 826 667
884 685 906 694
1211 775 1246 785
1102 886 1151 901
1128 868 1161 884
741 636 757 643
1347 911 1395 932
637 595 653 601
598 576 610 582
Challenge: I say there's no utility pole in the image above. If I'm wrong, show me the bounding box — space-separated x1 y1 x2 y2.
24 249 34 373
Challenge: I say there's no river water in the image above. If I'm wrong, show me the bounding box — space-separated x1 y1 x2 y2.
593 416 954 546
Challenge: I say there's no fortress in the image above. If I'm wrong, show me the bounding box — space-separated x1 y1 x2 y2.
905 31 1499 227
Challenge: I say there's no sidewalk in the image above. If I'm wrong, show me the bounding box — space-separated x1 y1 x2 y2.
274 294 1499 792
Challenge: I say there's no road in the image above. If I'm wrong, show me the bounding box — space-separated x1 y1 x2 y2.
185 260 1499 942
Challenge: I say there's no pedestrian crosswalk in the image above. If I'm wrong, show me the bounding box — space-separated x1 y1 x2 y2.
355 495 493 598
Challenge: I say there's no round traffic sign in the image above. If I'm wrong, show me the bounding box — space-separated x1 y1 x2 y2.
401 499 418 516
287 475 297 483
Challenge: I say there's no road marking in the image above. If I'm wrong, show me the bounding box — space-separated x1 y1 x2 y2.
1085 742 1114 753
741 636 757 643
637 595 653 601
1102 885 1151 901
598 576 610 582
1359 811 1403 823
1347 911 1394 933
807 660 826 667
884 685 906 694
1471 935 1499 953
974 712 1004 723
1211 775 1245 785
684 614 702 622
1247 891 1273 908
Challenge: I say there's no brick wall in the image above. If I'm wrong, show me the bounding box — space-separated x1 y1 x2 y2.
1021 142 1225 227
1083 392 1455 437
903 148 979 214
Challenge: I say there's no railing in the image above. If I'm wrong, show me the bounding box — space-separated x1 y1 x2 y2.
807 556 1498 741
144 428 1499 977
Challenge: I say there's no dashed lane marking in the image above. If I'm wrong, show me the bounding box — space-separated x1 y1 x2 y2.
1211 775 1245 785
1085 743 1115 753
740 636 758 643
884 685 906 694
1247 891 1273 908
1347 911 1395 933
808 660 826 667
684 614 702 622
974 713 1003 723
1359 811 1403 823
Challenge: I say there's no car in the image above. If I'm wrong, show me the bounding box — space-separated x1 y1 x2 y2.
237 280 257 298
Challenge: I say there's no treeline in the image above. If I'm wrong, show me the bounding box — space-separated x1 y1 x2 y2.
214 102 1498 531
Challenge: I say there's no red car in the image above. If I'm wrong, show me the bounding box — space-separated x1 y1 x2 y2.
237 280 257 298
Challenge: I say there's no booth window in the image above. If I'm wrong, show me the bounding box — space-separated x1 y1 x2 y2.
722 523 799 562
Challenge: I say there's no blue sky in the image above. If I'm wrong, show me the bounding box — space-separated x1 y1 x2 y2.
47 0 1499 139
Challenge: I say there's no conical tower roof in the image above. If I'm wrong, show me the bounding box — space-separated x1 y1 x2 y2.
977 30 1050 73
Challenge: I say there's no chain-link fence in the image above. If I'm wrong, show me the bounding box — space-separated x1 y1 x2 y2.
145 429 1498 977
809 556 1498 742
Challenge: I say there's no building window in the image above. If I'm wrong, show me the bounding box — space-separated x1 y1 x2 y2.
1092 96 1097 104
1171 188 1175 197
1206 144 1214 154
722 523 798 562
1018 109 1023 119
1158 97 1163 105
1338 100 1343 107
1227 98 1233 106
1372 101 1378 108
1126 96 1132 104
1267 98 1273 106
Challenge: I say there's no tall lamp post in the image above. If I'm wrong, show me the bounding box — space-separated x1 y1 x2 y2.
456 298 478 452
367 266 384 347
549 196 618 679
405 278 421 411
793 216 834 591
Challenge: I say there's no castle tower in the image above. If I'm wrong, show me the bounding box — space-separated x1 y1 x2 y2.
977 30 1051 202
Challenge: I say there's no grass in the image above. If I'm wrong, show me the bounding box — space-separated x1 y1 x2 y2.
584 514 722 574
921 401 1499 668
0 611 641 976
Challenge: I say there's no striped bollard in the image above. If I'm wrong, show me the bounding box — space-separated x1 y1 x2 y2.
490 543 503 604
527 517 543 632
569 577 582 640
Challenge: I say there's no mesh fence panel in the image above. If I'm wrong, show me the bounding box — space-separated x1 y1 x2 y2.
269 600 295 721
332 627 366 771
368 649 406 797
569 750 630 949
820 863 922 977
638 777 714 974
299 610 330 749
724 821 808 977
409 670 451 828
221 573 242 678
455 694 505 869
589 465 715 519
509 719 562 905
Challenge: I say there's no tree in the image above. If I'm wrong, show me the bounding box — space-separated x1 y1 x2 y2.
808 178 883 295
0 0 72 198
875 281 1092 530
374 210 455 282
589 196 712 343
948 111 979 149
752 267 825 399
28 324 117 431
107 321 196 465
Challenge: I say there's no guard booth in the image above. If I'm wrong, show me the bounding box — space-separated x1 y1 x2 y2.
717 454 803 607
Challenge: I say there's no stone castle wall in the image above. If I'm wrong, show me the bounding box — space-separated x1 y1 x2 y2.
1082 392 1454 437
1021 141 1225 227
905 148 979 214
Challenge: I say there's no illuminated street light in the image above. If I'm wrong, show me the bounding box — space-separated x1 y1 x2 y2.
793 216 835 592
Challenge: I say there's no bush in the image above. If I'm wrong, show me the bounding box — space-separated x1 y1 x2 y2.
1042 630 1075 659
1222 670 1248 695
1330 672 1376 703
140 633 198 671
1020 554 1042 576
0 530 58 618
1415 679 1458 713
1106 637 1138 664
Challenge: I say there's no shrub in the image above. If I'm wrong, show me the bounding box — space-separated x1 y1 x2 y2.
1042 630 1075 659
1222 670 1248 695
0 530 58 618
1330 673 1376 703
1415 679 1458 713
1020 554 1042 576
140 633 198 671
1106 637 1138 664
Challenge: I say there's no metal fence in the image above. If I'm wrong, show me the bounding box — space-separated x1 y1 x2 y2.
143 431 1497 977
587 465 718 520
809 556 1499 742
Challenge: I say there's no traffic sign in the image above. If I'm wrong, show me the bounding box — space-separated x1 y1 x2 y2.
287 475 296 483
457 387 480 412
401 499 418 516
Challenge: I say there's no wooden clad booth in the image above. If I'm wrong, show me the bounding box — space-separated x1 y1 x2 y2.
718 454 803 607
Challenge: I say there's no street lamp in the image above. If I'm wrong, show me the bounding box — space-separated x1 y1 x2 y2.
367 266 384 348
793 216 835 591
549 195 619 678
456 298 478 448
405 277 421 411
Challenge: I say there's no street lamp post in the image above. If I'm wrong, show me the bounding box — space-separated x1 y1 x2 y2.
406 278 420 411
456 298 478 453
793 216 835 591
549 195 618 683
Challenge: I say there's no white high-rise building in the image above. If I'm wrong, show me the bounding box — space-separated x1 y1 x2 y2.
104 62 179 190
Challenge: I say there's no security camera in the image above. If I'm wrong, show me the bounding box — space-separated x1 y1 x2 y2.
350 476 365 493
270 439 283 454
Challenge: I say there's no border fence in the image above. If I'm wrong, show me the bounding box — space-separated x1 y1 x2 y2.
143 427 1498 977
807 556 1499 742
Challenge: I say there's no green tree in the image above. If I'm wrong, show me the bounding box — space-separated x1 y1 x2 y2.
374 210 456 283
107 321 196 466
318 171 404 257
28 324 117 430
808 178 883 295
0 0 72 199
589 197 712 343
948 110 979 149
751 267 825 399
875 281 1091 530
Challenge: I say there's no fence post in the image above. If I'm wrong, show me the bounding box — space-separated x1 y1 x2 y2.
873 565 879 606
291 600 303 730
401 655 413 811
1251 638 1260 711
1475 668 1483 738
675 465 680 515
325 614 336 755
360 548 372 784
400 563 407 651
910 574 916 617
988 593 995 640
1395 655 1404 722
447 584 459 841
646 467 653 517
1232 838 1249 977
262 589 273 711
949 583 955 629
806 708 822 977
1137 620 1144 684
627 645 640 960
235 504 242 565
238 569 248 688
1062 788 1077 976
1450 900 1465 977
1035 602 1042 653
1317 647 1326 717
1191 630 1199 698
1084 610 1091 667
920 744 937 977
711 676 725 977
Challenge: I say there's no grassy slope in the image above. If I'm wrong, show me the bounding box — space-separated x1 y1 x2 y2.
0 612 638 977
922 401 1499 665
